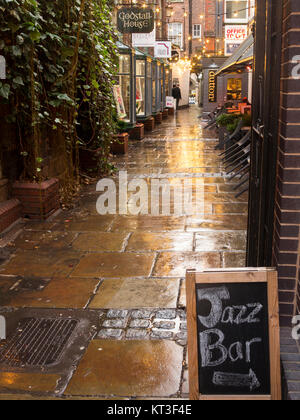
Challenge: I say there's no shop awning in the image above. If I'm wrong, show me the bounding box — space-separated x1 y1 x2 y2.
216 34 254 76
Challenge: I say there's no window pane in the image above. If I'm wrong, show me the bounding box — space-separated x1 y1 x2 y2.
168 23 183 49
119 75 131 122
136 77 145 116
193 24 201 38
227 78 242 101
136 60 145 77
119 54 130 74
226 1 247 19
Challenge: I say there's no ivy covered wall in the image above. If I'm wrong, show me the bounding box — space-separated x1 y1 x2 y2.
0 0 118 201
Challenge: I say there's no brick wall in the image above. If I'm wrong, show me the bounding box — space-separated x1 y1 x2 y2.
273 0 300 328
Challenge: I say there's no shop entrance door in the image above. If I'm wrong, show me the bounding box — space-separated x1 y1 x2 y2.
247 0 283 267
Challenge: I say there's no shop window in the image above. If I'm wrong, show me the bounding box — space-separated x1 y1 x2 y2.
152 62 157 111
227 78 242 101
136 60 145 117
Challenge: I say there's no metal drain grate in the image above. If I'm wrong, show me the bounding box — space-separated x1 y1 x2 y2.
0 317 78 368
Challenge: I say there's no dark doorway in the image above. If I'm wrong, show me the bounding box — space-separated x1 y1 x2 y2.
247 0 283 267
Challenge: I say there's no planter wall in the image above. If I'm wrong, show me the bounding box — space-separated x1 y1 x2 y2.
0 199 22 234
143 117 155 132
12 178 60 220
111 133 129 155
154 112 163 124
162 109 169 119
129 123 145 141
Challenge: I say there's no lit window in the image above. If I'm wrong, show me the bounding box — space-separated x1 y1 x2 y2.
168 23 183 49
225 0 248 22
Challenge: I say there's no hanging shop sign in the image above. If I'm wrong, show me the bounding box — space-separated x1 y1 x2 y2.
186 269 281 400
154 41 172 59
132 28 156 47
117 7 155 34
208 70 217 103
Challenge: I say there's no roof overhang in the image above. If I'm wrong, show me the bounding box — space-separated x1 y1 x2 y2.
216 34 254 76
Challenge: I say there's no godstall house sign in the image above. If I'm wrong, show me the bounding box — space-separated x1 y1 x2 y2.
117 7 155 34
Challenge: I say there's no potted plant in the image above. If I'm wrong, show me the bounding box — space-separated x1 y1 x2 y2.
110 119 129 155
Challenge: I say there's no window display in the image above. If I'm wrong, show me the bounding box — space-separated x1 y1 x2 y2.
227 78 242 101
115 42 136 125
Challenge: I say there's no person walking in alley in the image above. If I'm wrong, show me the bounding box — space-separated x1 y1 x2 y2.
172 84 182 110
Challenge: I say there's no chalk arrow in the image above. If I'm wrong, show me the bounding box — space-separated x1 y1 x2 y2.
213 369 261 391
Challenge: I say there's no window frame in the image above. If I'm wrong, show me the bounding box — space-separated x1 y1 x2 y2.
224 0 249 23
168 22 183 50
193 24 202 39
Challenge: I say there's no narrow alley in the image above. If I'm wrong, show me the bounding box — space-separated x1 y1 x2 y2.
0 106 248 399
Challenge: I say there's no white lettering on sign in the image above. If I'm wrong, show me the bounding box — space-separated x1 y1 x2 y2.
198 286 263 390
213 369 260 392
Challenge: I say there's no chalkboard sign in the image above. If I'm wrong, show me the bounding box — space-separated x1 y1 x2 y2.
186 269 281 400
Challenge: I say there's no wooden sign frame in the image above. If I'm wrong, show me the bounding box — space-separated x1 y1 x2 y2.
186 268 281 401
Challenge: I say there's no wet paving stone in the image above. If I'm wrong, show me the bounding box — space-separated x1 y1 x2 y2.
110 216 186 233
195 231 247 252
56 215 115 232
126 232 193 252
153 251 222 277
0 250 83 278
71 252 155 278
4 277 100 309
64 340 183 397
72 232 128 252
223 251 247 268
0 372 61 394
89 278 180 309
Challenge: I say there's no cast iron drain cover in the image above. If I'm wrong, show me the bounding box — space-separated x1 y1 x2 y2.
0 317 78 368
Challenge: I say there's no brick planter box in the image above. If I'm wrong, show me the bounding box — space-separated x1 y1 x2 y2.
154 112 163 124
129 123 145 141
168 107 175 116
162 109 169 119
143 117 155 132
12 178 60 220
111 133 129 155
0 199 22 234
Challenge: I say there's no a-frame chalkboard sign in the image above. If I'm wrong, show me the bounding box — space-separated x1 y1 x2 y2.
186 268 281 400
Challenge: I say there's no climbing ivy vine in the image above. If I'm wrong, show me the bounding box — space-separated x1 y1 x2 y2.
0 0 118 201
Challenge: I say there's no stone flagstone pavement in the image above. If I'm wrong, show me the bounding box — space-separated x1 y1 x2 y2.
0 106 248 400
